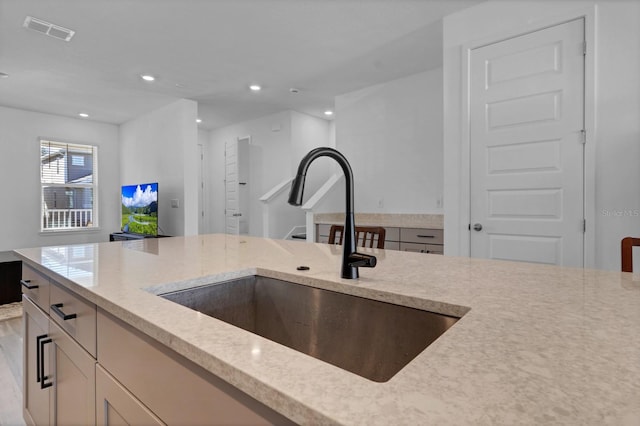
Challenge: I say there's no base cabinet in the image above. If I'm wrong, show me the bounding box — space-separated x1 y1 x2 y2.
97 309 294 425
96 365 164 426
23 296 50 426
23 295 96 426
316 224 444 254
23 263 295 425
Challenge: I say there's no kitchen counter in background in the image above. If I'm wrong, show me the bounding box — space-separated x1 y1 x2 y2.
314 213 444 253
15 234 640 425
313 213 443 229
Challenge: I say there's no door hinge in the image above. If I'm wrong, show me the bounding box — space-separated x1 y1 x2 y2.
583 40 587 56
580 129 586 144
583 219 586 233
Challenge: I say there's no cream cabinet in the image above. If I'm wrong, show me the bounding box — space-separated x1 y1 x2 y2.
316 224 443 254
96 365 164 426
399 228 444 254
23 295 50 426
21 265 50 313
22 261 294 425
97 309 294 425
22 293 96 426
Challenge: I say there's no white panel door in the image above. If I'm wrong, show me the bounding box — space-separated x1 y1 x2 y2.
224 140 240 235
470 19 585 267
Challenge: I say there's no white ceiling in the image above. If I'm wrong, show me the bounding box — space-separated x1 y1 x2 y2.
0 0 483 130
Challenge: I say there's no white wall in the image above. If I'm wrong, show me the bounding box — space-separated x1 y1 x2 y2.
0 106 119 251
119 99 199 237
333 69 444 214
207 110 332 238
443 0 640 270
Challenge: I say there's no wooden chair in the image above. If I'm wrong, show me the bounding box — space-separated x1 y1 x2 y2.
621 237 640 272
328 225 386 249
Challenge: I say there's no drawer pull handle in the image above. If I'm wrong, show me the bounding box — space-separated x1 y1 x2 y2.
38 336 53 389
36 334 47 383
51 303 77 321
416 235 435 238
21 279 39 289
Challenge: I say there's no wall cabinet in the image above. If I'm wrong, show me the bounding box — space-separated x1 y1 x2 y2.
316 224 444 254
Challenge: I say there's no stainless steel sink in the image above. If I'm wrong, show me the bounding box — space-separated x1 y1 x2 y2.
159 276 459 382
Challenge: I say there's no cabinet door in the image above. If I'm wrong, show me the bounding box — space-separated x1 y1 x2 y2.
23 296 51 426
48 320 96 426
96 365 165 426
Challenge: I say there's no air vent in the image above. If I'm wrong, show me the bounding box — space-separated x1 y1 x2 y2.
23 16 75 42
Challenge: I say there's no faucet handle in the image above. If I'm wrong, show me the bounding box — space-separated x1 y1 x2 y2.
348 252 377 268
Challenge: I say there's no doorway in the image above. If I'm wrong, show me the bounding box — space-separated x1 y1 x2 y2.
224 136 251 235
469 19 585 267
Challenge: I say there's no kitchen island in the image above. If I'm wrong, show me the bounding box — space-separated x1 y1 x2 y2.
15 234 640 425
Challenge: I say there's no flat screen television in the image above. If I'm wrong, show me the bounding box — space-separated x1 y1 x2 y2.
121 182 159 236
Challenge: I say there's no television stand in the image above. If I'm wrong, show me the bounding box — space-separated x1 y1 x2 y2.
109 233 170 241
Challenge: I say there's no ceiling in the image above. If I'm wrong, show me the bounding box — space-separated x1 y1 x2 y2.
0 0 483 130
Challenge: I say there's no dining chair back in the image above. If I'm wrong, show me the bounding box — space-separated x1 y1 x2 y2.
621 237 640 272
328 225 386 249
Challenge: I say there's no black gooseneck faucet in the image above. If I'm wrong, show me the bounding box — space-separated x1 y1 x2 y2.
288 147 377 279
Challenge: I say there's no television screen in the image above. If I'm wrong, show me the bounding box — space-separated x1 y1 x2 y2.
121 182 158 236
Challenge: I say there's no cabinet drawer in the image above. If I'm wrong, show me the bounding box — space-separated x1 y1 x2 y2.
400 228 443 245
316 224 332 237
384 227 400 242
400 242 443 255
50 282 97 357
22 264 51 312
384 241 400 251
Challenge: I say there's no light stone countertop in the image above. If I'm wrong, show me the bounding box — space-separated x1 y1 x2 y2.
314 213 444 229
15 234 640 425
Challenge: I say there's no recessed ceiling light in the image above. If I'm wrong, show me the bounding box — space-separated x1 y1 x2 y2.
196 119 202 123
249 84 261 91
324 110 334 116
141 74 155 82
78 113 89 118
0 72 8 79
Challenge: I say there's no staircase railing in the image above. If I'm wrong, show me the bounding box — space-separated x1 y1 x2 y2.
300 173 344 242
259 173 344 241
259 177 294 238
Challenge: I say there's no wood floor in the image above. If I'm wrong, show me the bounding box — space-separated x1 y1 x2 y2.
0 317 25 426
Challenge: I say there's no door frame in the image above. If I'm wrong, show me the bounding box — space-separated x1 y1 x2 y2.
458 7 597 268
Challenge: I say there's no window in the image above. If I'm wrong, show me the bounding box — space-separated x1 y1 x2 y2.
40 139 98 231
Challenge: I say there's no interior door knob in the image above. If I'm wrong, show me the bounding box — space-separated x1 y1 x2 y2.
473 223 483 231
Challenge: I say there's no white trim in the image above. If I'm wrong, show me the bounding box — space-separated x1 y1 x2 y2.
237 135 251 144
305 211 315 242
40 138 99 232
458 6 597 268
301 173 344 211
40 227 102 236
259 177 293 203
